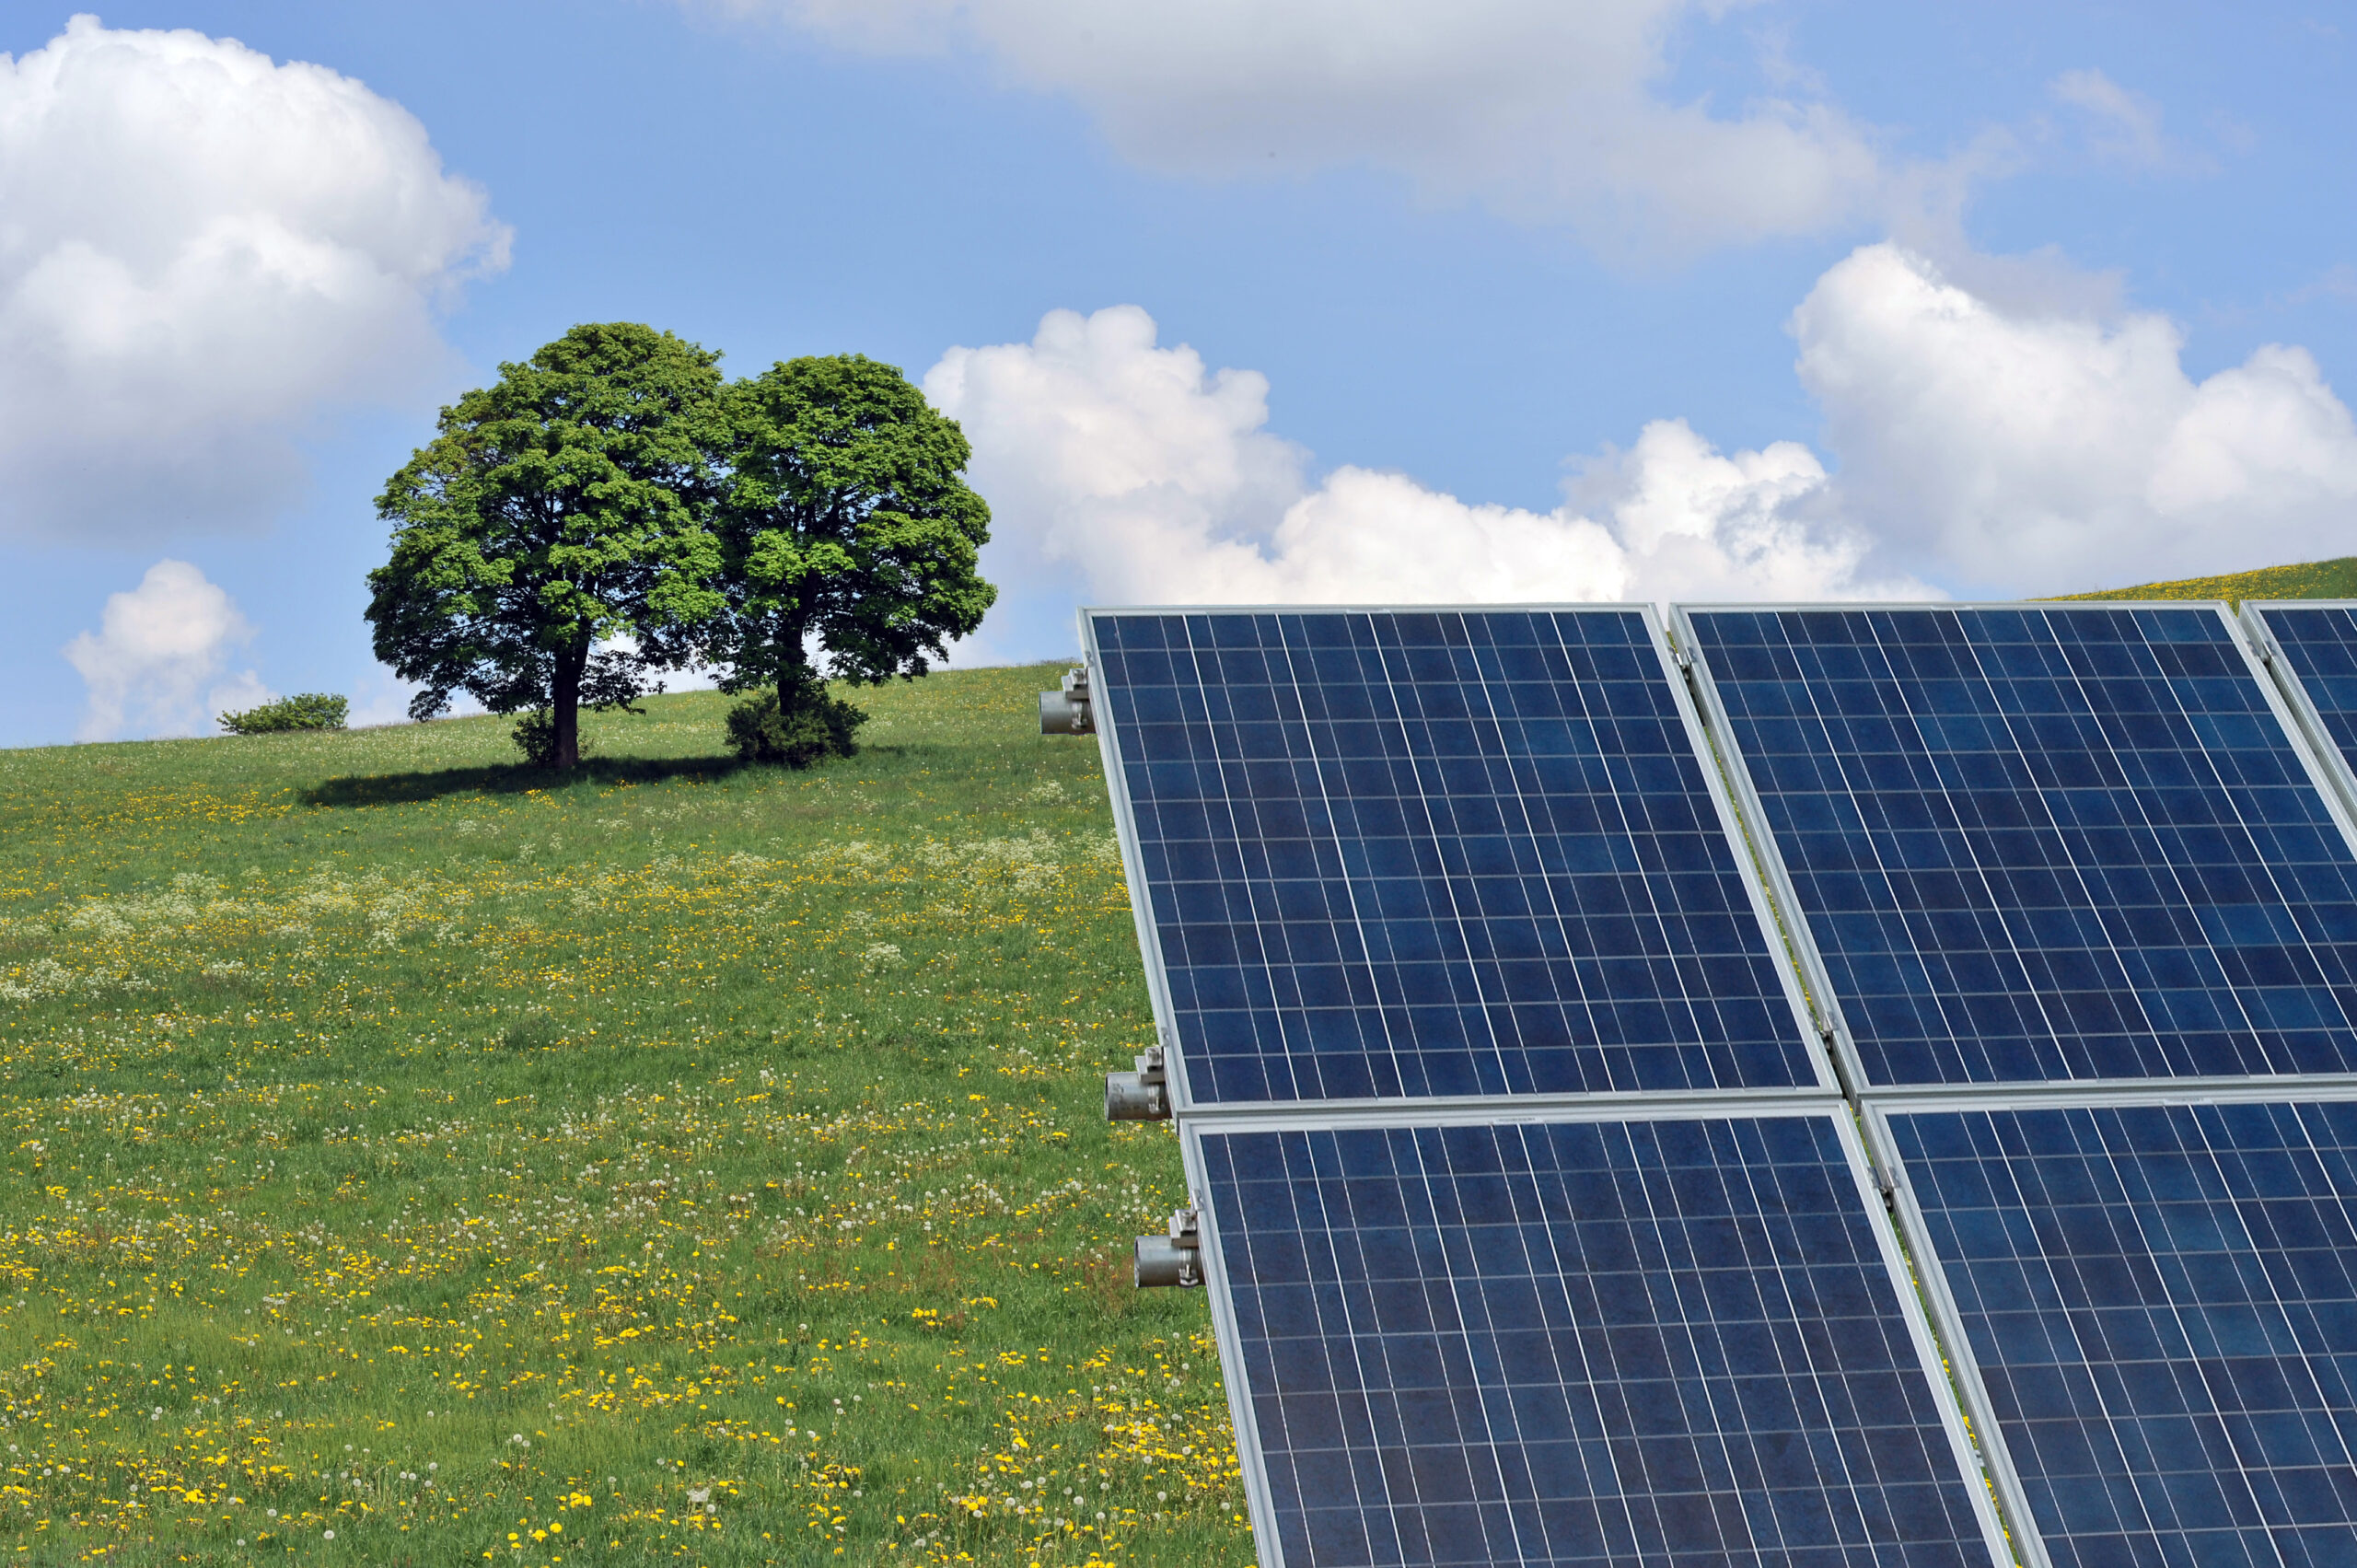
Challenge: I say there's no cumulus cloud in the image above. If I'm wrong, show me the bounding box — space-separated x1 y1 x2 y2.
924 305 1920 658
928 261 2357 654
1254 429 1905 604
1793 243 2357 592
63 560 269 741
707 0 1886 254
0 15 509 540
923 306 1310 616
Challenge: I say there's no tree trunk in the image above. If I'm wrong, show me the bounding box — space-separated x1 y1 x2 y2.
553 649 584 771
777 612 812 715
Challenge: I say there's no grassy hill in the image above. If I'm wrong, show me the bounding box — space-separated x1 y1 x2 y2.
24 556 2347 1565
0 670 1250 1567
2051 553 2357 605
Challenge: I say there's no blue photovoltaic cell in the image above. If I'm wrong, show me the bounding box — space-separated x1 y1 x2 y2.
2258 604 2357 776
1091 610 1814 1105
1689 606 2357 1087
1201 1115 1996 1568
1891 1100 2357 1568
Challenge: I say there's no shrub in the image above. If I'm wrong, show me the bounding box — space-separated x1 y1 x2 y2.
218 693 348 734
510 708 582 768
726 676 865 768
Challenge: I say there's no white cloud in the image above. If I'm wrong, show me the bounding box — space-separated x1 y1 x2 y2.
930 260 2357 652
709 0 1886 254
0 15 509 540
63 560 269 741
1793 243 2357 592
2049 67 2174 171
925 305 1921 660
923 305 1310 622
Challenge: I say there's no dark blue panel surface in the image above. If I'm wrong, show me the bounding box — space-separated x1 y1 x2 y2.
1690 606 2357 1086
2261 605 2357 776
1892 1101 2357 1568
1202 1116 1995 1568
1093 610 1813 1105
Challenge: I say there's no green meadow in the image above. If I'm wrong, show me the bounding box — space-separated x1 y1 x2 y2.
0 668 1250 1567
15 552 2351 1566
2049 552 2357 605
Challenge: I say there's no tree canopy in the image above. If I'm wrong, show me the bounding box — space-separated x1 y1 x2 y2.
365 322 726 769
706 355 994 718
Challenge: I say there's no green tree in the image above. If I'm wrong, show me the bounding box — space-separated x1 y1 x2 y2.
706 355 993 761
366 323 726 769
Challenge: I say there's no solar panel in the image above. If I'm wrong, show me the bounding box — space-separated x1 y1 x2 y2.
1086 608 1822 1106
1194 1109 2011 1568
2246 601 2357 822
1884 1095 2357 1568
1679 604 2357 1089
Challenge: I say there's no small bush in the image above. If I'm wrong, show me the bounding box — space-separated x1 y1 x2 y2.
726 676 865 768
510 708 584 767
218 693 348 734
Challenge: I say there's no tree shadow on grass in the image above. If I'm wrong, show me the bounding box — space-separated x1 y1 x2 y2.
301 754 744 808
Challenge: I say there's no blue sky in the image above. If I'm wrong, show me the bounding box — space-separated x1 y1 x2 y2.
2 1 2352 746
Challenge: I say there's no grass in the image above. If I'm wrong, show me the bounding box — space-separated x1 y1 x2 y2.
2049 554 2357 605
0 669 1251 1567
31 548 2333 1566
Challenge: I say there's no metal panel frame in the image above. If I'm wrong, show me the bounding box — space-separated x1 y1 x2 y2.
1671 599 2357 1140
1073 609 1199 1107
1864 1074 2357 1116
2241 600 2357 833
1076 601 1834 1117
1147 1082 1846 1126
2210 601 2357 863
1179 1096 2020 1568
1169 1121 1287 1566
1859 1069 2357 1115
1871 1124 2054 1568
1668 603 1891 1135
1864 1077 2357 1568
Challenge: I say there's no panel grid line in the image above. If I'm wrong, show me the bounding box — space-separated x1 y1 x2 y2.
1408 1123 1535 1566
1938 610 2131 1061
1544 619 1721 1059
1370 621 1516 1079
1848 609 2055 1070
1619 1121 1754 1560
1268 624 1414 1097
1174 614 1297 1081
2029 615 2275 1056
1506 1121 1656 1563
2160 1122 2312 1568
1979 1108 2179 1553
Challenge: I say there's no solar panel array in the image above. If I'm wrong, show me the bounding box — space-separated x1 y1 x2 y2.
1082 599 2357 1568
